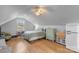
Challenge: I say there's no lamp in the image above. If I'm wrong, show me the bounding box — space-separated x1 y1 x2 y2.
32 6 47 16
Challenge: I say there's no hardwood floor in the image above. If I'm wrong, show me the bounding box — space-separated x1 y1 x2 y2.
6 37 75 53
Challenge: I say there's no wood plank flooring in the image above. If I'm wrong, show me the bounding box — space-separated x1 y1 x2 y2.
6 37 75 53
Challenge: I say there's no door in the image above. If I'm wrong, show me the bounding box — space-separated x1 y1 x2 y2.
66 24 79 52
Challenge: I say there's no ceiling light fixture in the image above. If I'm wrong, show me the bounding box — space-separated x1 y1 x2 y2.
32 6 47 16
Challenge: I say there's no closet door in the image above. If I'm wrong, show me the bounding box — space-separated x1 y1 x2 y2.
66 24 78 32
66 32 77 49
66 25 73 47
66 24 79 52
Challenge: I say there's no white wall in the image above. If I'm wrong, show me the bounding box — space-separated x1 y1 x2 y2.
38 25 66 32
1 18 35 35
1 19 17 35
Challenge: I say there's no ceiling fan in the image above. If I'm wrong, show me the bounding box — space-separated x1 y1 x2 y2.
32 5 47 16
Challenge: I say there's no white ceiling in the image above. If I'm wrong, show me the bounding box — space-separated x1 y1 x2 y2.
0 5 79 25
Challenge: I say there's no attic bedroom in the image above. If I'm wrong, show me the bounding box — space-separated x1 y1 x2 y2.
0 5 79 53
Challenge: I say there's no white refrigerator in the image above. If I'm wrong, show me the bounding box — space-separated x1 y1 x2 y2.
66 23 79 52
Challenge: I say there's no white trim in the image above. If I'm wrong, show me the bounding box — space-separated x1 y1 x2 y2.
0 14 35 26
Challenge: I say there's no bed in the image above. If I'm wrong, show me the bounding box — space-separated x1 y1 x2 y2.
22 30 45 41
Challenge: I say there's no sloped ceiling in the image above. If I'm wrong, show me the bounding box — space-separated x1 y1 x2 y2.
0 5 79 25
